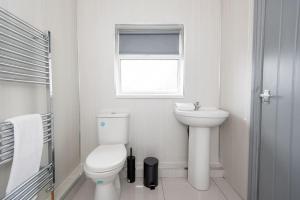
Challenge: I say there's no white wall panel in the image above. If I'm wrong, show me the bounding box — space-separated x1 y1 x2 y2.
77 0 221 171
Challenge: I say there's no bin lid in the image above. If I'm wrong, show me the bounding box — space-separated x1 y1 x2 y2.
144 157 158 166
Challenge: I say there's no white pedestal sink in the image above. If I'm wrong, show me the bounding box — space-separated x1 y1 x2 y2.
174 107 229 190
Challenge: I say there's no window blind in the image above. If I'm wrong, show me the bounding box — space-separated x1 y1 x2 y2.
119 29 181 55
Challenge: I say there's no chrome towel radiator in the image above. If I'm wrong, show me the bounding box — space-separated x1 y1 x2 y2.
0 7 55 200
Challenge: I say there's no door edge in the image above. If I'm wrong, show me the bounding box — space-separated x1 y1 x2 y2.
248 0 266 200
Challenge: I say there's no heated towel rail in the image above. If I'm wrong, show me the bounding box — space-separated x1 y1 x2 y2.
0 7 54 200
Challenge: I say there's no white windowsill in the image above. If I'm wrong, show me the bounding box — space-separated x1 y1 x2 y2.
115 93 184 99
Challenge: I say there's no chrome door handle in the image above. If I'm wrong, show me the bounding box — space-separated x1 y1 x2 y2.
260 89 273 103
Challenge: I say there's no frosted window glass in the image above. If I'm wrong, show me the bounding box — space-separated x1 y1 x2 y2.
120 59 179 93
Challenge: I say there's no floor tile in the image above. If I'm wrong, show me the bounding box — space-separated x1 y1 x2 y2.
162 178 226 200
72 178 164 200
72 179 95 200
120 178 164 200
213 178 242 200
70 177 242 200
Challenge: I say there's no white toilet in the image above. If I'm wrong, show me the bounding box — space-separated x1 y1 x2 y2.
84 112 129 200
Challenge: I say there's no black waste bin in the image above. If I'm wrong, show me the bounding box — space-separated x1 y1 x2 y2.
144 157 158 190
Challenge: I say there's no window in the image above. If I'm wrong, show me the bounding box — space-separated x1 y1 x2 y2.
115 25 184 97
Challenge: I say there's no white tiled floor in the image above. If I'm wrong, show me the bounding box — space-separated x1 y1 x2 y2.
213 178 243 200
120 179 164 200
162 178 225 200
71 177 242 200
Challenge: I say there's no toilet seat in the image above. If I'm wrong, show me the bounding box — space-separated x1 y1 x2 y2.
85 144 126 173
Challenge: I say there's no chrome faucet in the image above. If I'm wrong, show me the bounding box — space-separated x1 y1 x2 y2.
194 102 201 111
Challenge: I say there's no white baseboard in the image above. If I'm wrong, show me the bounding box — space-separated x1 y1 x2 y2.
52 164 84 200
120 161 224 179
210 162 225 178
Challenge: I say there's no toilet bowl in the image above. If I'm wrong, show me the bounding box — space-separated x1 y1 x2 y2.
84 144 126 200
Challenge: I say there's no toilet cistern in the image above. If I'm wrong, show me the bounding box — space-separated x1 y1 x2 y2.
174 104 229 190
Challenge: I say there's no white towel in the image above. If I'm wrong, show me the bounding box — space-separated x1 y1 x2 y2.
5 114 43 194
175 103 195 111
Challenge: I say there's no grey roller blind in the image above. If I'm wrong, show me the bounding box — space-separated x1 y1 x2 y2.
119 29 181 55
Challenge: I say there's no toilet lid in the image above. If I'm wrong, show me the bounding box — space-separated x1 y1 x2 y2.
85 144 126 173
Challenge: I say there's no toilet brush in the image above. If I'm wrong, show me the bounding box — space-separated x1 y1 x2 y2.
127 147 135 183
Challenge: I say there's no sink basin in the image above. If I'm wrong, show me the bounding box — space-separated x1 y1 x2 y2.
174 107 229 127
174 105 229 190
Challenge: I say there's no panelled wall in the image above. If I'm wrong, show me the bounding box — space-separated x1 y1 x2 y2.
0 0 80 197
77 0 222 173
220 0 254 199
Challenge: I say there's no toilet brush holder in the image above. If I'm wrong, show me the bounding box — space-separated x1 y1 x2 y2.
127 148 135 183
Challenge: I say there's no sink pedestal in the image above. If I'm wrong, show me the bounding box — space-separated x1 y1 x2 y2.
188 127 210 190
174 106 229 190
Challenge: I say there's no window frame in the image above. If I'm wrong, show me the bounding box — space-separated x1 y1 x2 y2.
114 24 185 98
